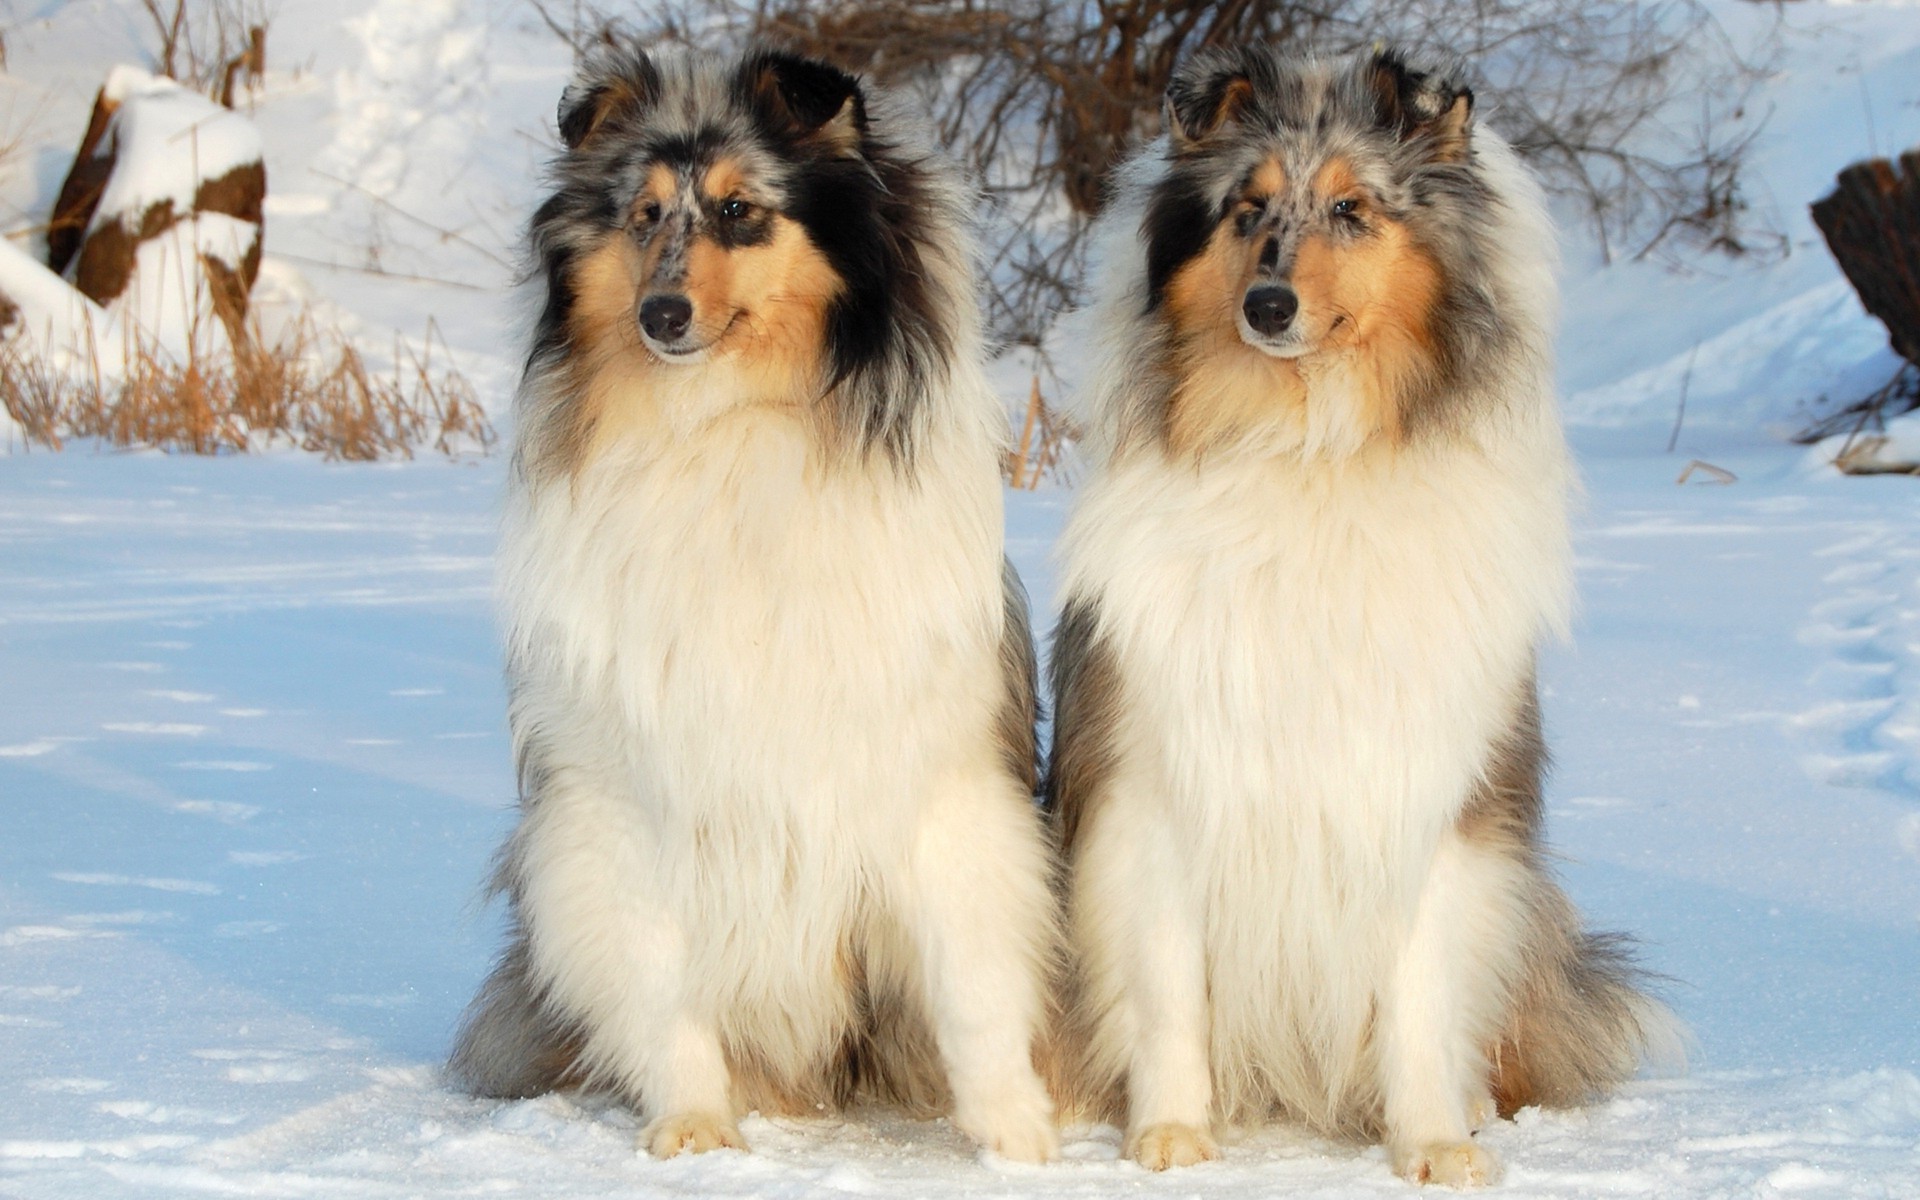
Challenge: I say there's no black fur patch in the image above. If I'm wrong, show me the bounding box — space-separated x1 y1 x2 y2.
728 48 950 462
1142 173 1218 312
737 49 868 142
778 132 948 460
525 196 590 374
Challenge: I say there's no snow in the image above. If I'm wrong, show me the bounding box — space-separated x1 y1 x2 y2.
108 210 261 358
3 1 1920 1197
4 448 1920 1198
0 238 120 373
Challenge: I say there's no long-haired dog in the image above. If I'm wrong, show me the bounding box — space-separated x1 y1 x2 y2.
449 45 1059 1163
1046 46 1675 1185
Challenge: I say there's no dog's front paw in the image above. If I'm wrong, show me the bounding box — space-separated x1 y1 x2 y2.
641 1111 746 1158
953 1081 1059 1162
1128 1121 1218 1170
1392 1139 1501 1188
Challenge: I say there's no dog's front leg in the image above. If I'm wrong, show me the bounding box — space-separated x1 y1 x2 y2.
1379 825 1527 1187
514 775 743 1157
1077 788 1218 1170
901 766 1060 1163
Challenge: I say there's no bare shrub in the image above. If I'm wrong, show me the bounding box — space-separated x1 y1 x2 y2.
137 0 269 108
1 310 495 460
1795 364 1920 454
551 0 1780 345
522 0 645 56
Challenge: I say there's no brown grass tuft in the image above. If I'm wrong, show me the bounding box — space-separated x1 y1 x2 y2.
2 309 496 460
1004 376 1074 489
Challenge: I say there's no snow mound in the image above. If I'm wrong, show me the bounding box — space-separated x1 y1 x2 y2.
0 237 121 372
1564 282 1899 433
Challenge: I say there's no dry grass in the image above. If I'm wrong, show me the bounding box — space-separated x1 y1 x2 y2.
1004 376 1075 489
2 311 496 460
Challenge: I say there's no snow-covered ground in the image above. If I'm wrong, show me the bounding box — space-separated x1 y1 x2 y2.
4 444 1920 1198
4 1 1920 1197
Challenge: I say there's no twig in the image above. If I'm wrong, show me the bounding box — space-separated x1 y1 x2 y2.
1675 459 1736 485
1666 342 1699 454
264 250 490 291
1794 363 1920 445
309 169 515 270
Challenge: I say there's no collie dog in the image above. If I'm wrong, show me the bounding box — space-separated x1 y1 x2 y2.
1046 46 1674 1185
449 46 1059 1163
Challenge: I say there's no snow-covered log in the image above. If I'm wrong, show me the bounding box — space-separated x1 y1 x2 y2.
45 67 265 353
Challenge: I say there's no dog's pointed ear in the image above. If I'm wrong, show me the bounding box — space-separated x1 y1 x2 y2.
1165 57 1256 152
1366 48 1473 164
558 47 660 151
740 50 867 155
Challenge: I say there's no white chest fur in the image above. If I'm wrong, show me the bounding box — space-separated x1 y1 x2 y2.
1065 432 1570 836
503 406 1008 819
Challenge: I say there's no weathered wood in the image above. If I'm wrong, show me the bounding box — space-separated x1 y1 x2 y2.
1811 150 1920 367
46 87 120 278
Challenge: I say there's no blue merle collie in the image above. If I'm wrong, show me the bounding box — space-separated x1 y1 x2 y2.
449 46 1058 1162
1045 46 1675 1184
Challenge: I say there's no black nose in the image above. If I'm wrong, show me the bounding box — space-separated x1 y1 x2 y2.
1243 286 1299 337
639 294 693 344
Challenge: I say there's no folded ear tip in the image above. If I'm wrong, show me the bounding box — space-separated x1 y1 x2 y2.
557 45 658 150
745 48 867 145
1166 49 1259 149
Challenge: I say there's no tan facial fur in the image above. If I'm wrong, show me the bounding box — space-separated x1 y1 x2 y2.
1162 214 1308 457
1290 159 1443 443
1160 154 1445 457
559 158 844 462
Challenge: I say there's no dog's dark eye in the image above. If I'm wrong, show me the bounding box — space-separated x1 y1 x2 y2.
1331 198 1360 219
638 201 662 224
720 198 753 221
1233 203 1264 236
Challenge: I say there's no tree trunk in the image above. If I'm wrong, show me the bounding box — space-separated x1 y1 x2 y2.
1811 151 1920 368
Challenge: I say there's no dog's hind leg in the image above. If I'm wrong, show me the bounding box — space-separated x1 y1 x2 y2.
898 763 1059 1163
1378 825 1529 1187
511 774 743 1158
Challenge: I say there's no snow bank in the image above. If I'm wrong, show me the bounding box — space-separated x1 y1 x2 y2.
1563 281 1900 434
0 236 123 374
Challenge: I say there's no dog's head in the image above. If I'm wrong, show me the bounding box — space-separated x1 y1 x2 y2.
1138 47 1486 452
557 49 871 369
523 46 956 471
